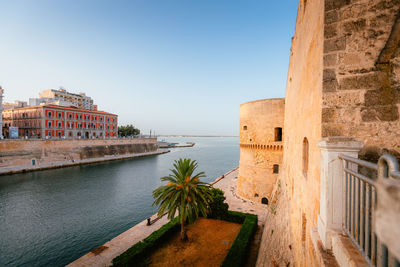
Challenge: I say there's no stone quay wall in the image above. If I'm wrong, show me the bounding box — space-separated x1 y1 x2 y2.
0 138 158 168
237 98 284 203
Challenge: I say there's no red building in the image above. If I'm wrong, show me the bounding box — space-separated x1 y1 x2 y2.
3 104 118 139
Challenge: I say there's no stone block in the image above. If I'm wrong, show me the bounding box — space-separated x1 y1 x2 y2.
321 123 344 137
324 23 338 39
341 3 368 20
322 108 337 123
324 54 337 67
323 69 336 81
364 88 396 106
369 0 400 13
325 0 351 11
324 37 346 53
323 79 338 92
325 10 338 25
339 72 384 90
322 91 363 108
343 19 366 34
361 105 399 122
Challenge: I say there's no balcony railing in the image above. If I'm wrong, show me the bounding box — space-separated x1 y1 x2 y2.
339 154 400 267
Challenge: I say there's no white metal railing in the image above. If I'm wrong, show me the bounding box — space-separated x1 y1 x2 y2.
340 154 400 267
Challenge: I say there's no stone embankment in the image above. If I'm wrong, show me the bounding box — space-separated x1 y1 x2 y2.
68 167 268 267
0 138 167 175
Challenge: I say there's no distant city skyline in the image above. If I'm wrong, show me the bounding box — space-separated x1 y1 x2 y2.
0 0 298 136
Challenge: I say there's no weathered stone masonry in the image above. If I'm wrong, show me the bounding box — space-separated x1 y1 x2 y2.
255 0 400 266
237 98 284 203
322 0 400 159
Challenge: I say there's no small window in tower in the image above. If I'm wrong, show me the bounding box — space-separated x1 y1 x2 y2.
273 164 279 174
261 197 269 205
243 125 247 130
274 127 283 141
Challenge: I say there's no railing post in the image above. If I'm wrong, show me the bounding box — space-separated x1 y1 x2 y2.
375 154 400 261
317 137 363 249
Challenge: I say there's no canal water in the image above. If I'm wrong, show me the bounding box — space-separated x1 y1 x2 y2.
0 137 239 267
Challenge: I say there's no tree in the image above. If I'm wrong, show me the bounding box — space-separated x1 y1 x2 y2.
118 125 140 137
152 158 213 241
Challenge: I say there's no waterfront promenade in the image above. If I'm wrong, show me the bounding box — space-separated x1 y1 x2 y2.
68 167 267 267
0 149 170 176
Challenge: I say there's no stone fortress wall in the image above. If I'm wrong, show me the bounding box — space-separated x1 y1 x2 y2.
255 0 400 266
0 138 158 168
237 98 285 203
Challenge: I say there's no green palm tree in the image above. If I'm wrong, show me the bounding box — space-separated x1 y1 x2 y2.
152 158 213 241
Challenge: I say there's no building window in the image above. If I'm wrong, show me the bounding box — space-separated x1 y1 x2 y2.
273 164 279 174
69 132 72 137
274 127 283 142
69 114 72 119
303 137 309 177
48 122 52 128
58 113 62 118
243 125 247 130
47 112 52 118
58 122 62 128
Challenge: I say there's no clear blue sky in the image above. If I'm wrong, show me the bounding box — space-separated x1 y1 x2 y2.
0 0 298 136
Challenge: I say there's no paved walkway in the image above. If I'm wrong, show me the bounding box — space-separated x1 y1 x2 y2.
68 168 267 267
0 149 170 176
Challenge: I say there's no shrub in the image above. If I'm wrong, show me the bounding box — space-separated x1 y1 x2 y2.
112 191 258 267
221 213 258 267
208 188 229 219
112 218 179 267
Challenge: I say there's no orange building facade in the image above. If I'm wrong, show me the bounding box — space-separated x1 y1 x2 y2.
3 105 117 139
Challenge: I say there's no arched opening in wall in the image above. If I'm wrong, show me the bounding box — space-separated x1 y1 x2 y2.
243 125 247 130
261 197 269 205
303 137 309 177
273 164 279 174
274 127 283 141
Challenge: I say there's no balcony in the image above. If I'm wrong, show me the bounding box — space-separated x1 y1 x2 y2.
312 137 400 267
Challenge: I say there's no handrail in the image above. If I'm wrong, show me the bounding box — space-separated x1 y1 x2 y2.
339 153 378 170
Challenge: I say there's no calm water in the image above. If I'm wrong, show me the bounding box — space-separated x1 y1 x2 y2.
0 137 239 267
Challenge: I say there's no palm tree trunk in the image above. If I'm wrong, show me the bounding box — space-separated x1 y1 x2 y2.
180 215 188 241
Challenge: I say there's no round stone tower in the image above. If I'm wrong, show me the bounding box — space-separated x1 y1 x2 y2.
237 98 285 204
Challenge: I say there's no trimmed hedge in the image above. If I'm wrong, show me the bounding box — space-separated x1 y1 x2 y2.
221 212 258 267
112 192 258 267
112 217 179 267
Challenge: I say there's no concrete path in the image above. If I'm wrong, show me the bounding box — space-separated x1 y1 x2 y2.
0 149 170 176
68 168 267 267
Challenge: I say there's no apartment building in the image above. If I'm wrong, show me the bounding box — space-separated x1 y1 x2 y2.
3 104 117 139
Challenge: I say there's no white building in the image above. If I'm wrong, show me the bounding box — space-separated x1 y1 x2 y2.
39 89 94 110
